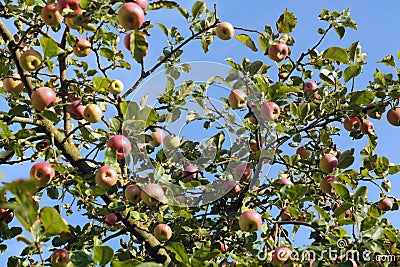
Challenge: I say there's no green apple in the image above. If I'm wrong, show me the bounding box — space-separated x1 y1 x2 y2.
20 49 42 72
108 79 124 95
216 22 235 40
83 104 103 123
163 135 180 150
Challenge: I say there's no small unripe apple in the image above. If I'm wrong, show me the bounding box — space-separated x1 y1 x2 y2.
125 185 142 204
378 198 393 211
141 183 164 206
238 209 262 232
31 87 57 112
343 116 361 132
271 246 291 266
51 249 70 267
3 73 24 94
296 146 310 159
154 224 172 242
163 135 180 150
387 106 400 126
57 0 82 16
105 213 118 225
30 162 55 186
320 175 338 194
108 79 124 95
260 102 280 121
149 130 165 147
83 104 103 123
68 99 86 120
73 38 91 57
0 209 14 223
183 165 198 180
134 0 148 9
268 41 289 62
108 135 132 159
360 119 374 134
20 49 42 72
118 2 145 31
319 154 338 174
41 3 63 26
234 164 252 182
228 89 247 109
215 22 235 40
303 81 317 93
223 181 241 198
95 166 118 188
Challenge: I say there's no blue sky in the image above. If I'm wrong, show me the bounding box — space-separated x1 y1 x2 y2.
1 0 400 262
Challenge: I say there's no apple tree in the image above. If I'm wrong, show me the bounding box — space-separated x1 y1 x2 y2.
0 0 399 266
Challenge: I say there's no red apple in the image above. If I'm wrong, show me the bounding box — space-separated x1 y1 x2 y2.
280 178 292 185
268 41 289 62
57 0 82 16
30 162 55 186
223 181 241 198
234 164 252 182
83 104 103 123
105 213 118 225
95 166 118 188
296 146 310 159
117 3 145 31
387 106 400 126
260 102 280 121
343 116 361 132
216 22 235 40
163 135 180 150
124 33 132 50
41 3 63 26
0 209 14 224
271 246 292 266
125 185 142 204
239 210 262 232
31 87 57 112
319 154 338 174
51 249 70 267
303 81 317 93
134 0 148 9
108 135 132 159
360 119 374 134
378 198 393 211
149 130 164 147
320 175 338 194
154 224 172 242
183 165 198 180
3 73 24 94
20 49 42 72
68 99 86 120
141 183 164 206
73 38 91 57
228 89 247 109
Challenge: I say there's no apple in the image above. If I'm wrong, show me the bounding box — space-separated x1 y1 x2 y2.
108 79 124 95
280 178 292 185
303 81 317 93
124 33 132 50
108 135 132 159
320 175 338 194
378 198 393 211
386 106 400 126
57 0 82 16
249 139 259 152
125 185 142 204
183 165 198 180
134 0 148 9
343 116 361 132
20 49 42 72
211 242 228 253
31 87 57 112
3 73 24 94
238 209 262 232
215 22 235 40
0 209 14 223
360 119 374 134
41 3 63 26
228 89 247 109
223 181 241 198
268 41 289 62
260 102 280 121
65 14 88 29
271 246 292 266
296 146 310 160
73 38 91 57
69 99 86 120
278 70 288 80
234 164 252 182
95 166 118 188
117 3 145 31
30 162 55 186
51 249 70 267
105 213 118 225
83 104 103 123
163 135 180 150
141 183 164 206
154 224 172 242
149 130 164 147
367 103 382 119
248 115 257 124
319 154 338 174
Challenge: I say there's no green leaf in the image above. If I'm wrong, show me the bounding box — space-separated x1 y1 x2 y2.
343 65 361 82
100 47 114 61
129 31 148 63
334 202 352 217
40 37 64 58
191 1 206 19
352 186 368 204
276 9 297 34
136 263 163 267
333 25 345 39
39 207 69 235
71 250 93 267
378 55 395 67
361 217 378 232
314 205 329 220
235 34 258 52
350 90 375 105
257 35 268 54
94 246 114 266
156 23 168 36
93 76 111 92
111 259 141 267
148 1 179 10
338 149 355 169
166 242 189 264
331 183 350 200
322 46 349 64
